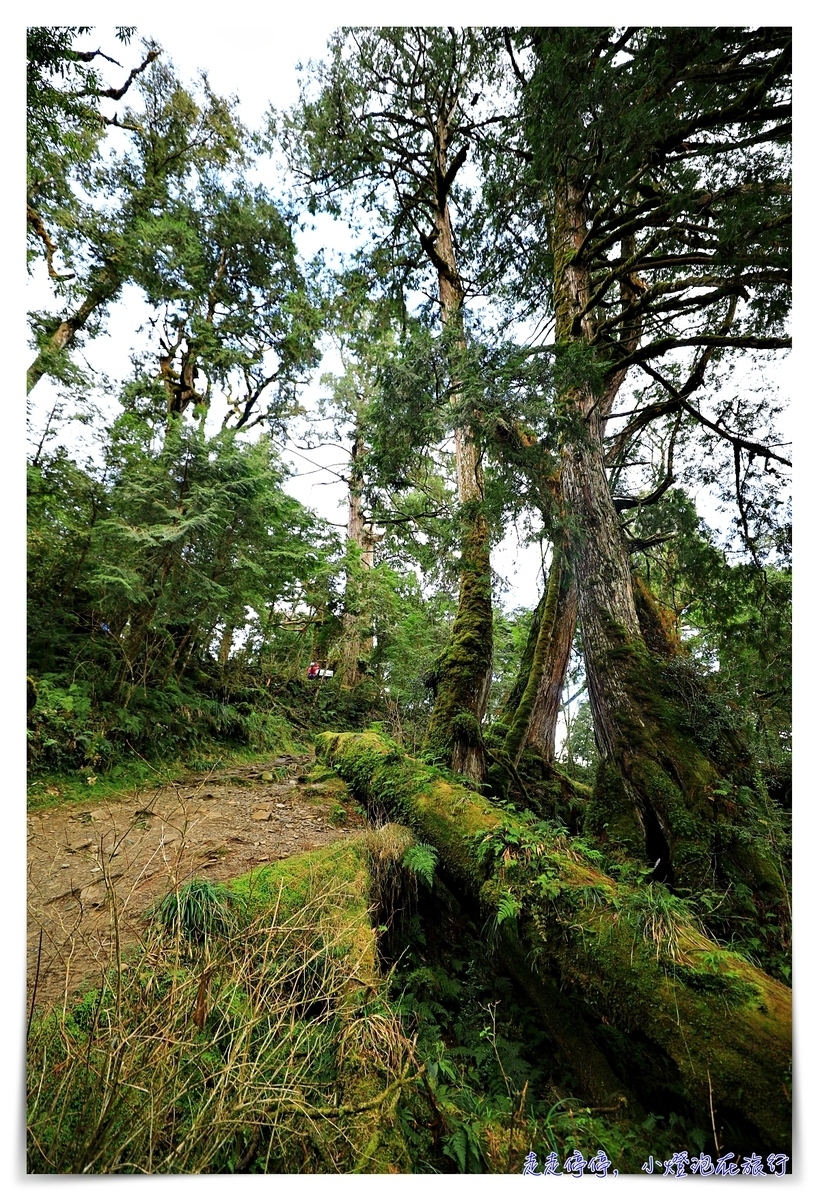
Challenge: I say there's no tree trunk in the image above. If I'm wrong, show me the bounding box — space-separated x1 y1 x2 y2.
506 555 578 765
317 731 792 1154
526 573 577 761
340 430 376 687
551 175 790 932
27 265 121 393
218 624 233 668
422 142 493 781
560 427 642 761
503 545 565 767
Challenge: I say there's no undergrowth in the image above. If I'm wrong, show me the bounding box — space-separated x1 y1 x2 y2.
379 874 692 1174
28 869 417 1173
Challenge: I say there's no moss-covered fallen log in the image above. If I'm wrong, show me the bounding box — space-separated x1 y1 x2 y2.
316 730 791 1152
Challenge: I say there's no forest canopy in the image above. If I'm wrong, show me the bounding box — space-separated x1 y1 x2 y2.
26 25 791 1176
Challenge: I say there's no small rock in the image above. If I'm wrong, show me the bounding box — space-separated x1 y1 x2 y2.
251 808 272 822
68 839 93 853
79 882 107 908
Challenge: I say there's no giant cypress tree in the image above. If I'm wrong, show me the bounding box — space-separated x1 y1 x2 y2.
285 27 508 779
504 28 791 918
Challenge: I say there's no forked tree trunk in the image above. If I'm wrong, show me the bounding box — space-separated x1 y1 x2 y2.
551 176 789 927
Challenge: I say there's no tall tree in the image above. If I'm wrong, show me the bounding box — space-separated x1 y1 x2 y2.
285 26 508 778
27 39 244 394
27 26 157 287
123 176 320 433
504 26 790 912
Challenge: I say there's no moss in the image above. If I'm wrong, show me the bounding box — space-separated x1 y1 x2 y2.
226 826 416 1172
632 573 682 658
503 547 563 766
422 510 493 779
497 593 546 725
584 622 789 956
317 730 791 1152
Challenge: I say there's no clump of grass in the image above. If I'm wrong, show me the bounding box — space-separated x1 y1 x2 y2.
150 878 239 945
27 872 420 1173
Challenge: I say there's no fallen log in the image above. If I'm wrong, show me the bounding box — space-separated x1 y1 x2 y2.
316 730 791 1152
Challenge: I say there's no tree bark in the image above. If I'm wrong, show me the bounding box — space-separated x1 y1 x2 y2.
341 430 376 687
422 127 493 781
552 173 643 760
317 731 792 1153
526 570 578 762
27 265 121 393
550 175 790 933
503 545 565 767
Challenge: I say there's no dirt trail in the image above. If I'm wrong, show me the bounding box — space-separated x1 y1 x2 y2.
27 754 363 1010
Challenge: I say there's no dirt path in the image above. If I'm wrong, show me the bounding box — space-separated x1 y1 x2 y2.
27 754 363 1010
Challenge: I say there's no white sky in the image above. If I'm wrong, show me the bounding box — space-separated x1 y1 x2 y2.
5 5 817 1194
22 12 553 610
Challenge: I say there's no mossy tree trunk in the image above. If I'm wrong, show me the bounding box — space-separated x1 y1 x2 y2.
340 428 377 687
316 731 791 1154
501 551 578 766
527 573 577 761
551 176 789 928
503 545 565 767
421 119 493 782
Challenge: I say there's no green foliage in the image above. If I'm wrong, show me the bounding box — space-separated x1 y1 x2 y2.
639 494 790 777
28 40 257 393
151 879 239 945
558 698 599 784
27 427 347 772
401 843 438 890
495 890 522 926
27 25 791 1175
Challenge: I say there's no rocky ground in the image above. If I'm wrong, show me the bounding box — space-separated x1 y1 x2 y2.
27 754 363 1009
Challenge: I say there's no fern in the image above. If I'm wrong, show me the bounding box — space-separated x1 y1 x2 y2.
496 889 522 926
402 842 438 888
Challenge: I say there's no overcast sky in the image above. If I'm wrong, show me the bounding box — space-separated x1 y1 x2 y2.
17 5 804 610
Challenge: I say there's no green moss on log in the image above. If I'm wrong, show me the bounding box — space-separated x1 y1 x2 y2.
228 831 416 1173
316 729 791 1151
